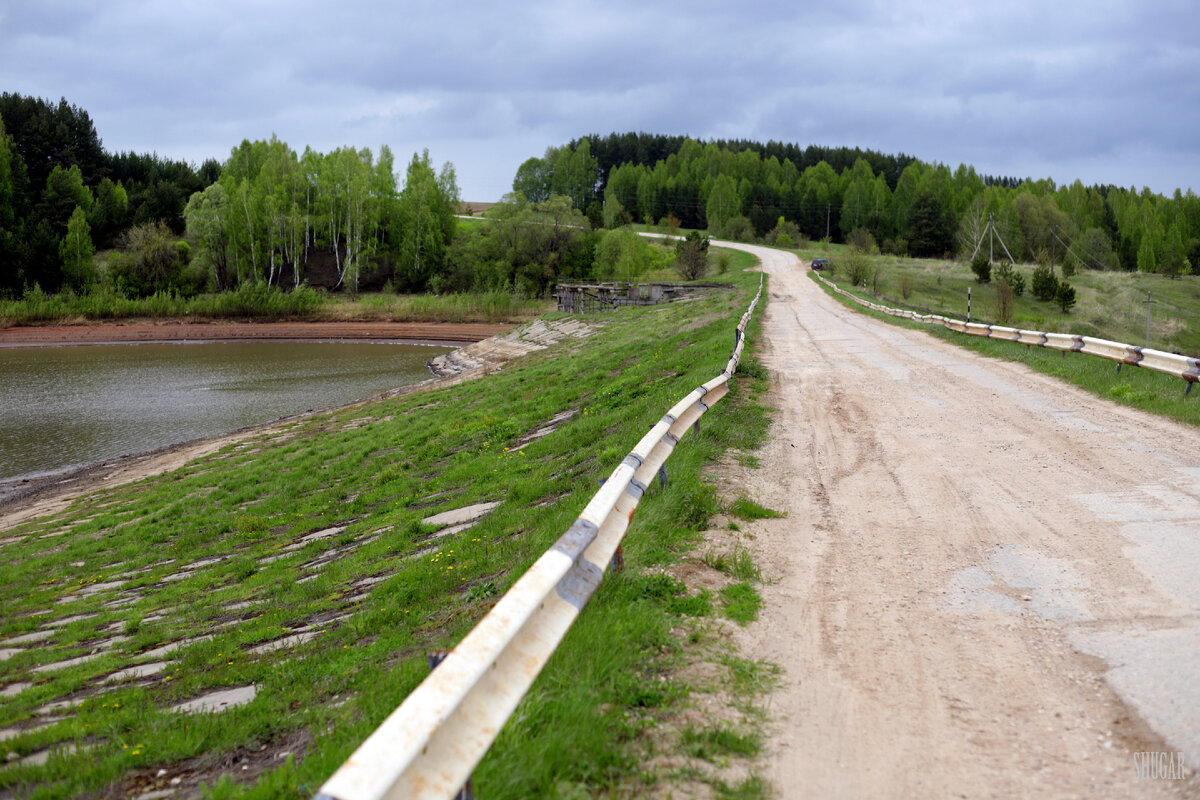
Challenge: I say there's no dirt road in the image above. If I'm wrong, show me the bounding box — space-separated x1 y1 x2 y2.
725 244 1199 798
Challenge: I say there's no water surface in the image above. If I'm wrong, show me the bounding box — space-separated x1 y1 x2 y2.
0 341 449 481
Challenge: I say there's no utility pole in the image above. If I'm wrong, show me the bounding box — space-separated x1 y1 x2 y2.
1051 224 1057 275
1146 291 1154 349
825 203 831 242
988 213 994 262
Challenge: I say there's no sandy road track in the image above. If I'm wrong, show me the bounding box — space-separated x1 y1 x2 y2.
723 244 1199 798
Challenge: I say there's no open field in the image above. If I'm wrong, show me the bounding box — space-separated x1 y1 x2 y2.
791 243 1200 357
0 260 775 798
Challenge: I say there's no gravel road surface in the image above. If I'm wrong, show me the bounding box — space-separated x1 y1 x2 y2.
725 244 1199 798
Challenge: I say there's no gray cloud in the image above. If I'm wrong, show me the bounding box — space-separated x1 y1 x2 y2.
1 0 1197 199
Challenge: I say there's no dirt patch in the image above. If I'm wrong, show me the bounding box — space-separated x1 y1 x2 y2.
0 321 507 347
105 728 314 800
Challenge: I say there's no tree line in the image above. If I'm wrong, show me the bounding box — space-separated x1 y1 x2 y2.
516 134 1198 278
183 137 459 295
0 92 219 296
0 93 468 299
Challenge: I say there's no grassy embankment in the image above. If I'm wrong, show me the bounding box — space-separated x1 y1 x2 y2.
0 249 777 799
799 244 1200 426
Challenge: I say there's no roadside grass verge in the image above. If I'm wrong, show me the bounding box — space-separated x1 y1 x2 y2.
807 250 1200 357
0 259 771 797
811 271 1200 428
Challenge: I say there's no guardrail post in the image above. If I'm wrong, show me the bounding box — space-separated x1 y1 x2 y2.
426 651 476 800
610 546 624 573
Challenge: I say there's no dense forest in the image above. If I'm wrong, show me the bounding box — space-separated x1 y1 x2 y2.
515 134 1198 278
0 93 221 296
2 93 1196 304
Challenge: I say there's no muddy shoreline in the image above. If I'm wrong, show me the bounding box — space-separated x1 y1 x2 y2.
0 320 510 347
0 317 591 529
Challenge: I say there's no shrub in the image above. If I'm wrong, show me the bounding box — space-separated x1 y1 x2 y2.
970 251 992 284
674 231 710 280
1055 281 1077 313
716 250 731 275
766 216 802 248
996 280 1015 324
720 215 755 243
992 262 1025 296
1031 265 1059 301
844 251 872 287
107 221 204 298
847 227 878 254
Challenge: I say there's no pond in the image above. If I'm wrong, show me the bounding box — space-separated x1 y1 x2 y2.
0 341 450 482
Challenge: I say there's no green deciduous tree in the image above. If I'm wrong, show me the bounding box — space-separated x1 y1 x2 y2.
395 149 459 291
593 228 658 282
674 230 709 280
108 221 202 297
184 182 235 289
705 174 740 236
59 206 94 290
512 156 550 203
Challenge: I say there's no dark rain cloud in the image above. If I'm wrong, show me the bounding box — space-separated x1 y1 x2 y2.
1 0 1197 199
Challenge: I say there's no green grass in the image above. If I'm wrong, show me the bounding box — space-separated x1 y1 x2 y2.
681 724 761 759
727 497 785 521
0 258 773 798
714 774 771 800
812 250 1200 357
702 547 761 582
719 582 763 626
812 269 1200 428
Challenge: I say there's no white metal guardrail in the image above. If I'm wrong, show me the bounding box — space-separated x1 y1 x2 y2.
315 274 764 800
813 273 1200 392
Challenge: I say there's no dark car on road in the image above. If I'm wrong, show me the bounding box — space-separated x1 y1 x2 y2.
811 258 829 271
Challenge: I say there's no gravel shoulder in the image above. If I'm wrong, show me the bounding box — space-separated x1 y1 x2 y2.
723 244 1199 798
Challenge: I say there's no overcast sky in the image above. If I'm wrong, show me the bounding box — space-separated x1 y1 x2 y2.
2 0 1197 200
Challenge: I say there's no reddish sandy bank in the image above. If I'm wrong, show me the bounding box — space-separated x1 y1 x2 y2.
0 321 511 347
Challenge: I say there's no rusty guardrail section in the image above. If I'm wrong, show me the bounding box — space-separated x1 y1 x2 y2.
315 274 764 800
813 273 1200 392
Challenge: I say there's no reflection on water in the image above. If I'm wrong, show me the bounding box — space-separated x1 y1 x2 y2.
0 341 450 481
